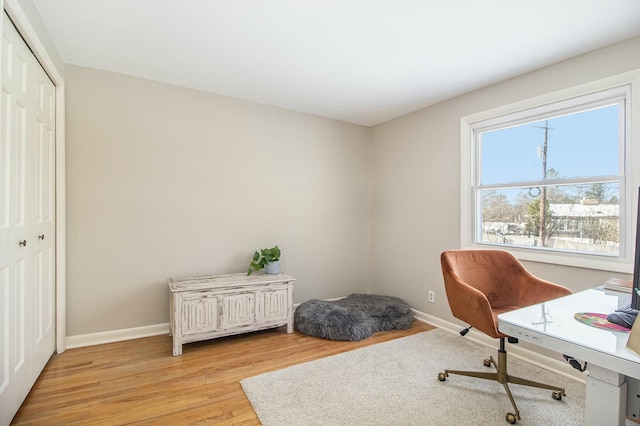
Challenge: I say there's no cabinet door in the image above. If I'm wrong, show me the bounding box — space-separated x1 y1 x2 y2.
221 293 255 329
257 287 289 322
182 294 219 336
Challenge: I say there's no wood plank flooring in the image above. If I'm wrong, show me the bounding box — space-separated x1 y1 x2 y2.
12 320 435 425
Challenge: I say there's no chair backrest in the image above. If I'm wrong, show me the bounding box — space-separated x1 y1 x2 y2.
441 249 525 309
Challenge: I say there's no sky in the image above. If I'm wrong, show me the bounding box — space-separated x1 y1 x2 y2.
480 104 620 186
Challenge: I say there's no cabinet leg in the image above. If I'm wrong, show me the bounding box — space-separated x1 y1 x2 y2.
172 340 182 356
172 323 182 356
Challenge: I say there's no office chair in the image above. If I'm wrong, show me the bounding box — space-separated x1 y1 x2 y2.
438 249 572 424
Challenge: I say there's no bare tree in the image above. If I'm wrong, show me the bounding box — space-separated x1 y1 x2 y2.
582 217 619 245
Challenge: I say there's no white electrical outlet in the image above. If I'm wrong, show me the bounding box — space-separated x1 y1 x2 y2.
428 290 435 303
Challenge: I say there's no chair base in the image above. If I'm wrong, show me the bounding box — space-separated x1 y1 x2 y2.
437 338 565 424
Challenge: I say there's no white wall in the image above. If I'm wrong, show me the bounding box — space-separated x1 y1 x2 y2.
65 65 372 336
65 35 640 339
370 36 640 324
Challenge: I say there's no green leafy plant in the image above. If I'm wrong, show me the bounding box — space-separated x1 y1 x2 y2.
247 245 281 275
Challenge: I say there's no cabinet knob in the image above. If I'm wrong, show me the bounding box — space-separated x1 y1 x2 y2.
19 240 27 247
38 234 45 240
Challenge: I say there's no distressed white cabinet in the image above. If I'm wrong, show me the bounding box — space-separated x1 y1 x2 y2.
168 272 295 356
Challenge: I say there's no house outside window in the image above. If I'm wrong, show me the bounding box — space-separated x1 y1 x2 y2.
460 71 640 272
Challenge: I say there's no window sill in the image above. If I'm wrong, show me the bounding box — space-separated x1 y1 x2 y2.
464 242 633 274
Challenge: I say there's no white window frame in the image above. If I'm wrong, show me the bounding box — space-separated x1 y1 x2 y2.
460 70 640 273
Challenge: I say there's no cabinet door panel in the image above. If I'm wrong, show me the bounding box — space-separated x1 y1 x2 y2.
257 288 289 322
182 295 218 335
221 293 254 329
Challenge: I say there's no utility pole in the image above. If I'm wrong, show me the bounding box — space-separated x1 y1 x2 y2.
534 120 554 246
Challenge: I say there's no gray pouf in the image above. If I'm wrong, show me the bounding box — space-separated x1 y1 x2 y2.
294 294 414 341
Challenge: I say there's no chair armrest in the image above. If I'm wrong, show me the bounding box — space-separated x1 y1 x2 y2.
517 272 572 307
443 270 502 337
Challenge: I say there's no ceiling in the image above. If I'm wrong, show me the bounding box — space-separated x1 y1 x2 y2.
31 0 640 126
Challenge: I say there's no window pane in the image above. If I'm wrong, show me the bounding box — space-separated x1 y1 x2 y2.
480 105 619 185
479 182 619 255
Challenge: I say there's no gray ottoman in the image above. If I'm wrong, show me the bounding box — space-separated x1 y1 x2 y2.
294 294 414 341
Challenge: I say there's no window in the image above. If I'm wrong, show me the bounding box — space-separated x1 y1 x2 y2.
461 71 640 272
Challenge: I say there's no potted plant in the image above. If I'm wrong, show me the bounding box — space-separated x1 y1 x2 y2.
247 245 281 275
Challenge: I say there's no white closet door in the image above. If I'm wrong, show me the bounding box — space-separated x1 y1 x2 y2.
0 12 56 425
30 22 56 382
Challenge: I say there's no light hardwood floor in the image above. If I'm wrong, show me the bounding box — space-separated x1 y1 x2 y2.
12 320 435 425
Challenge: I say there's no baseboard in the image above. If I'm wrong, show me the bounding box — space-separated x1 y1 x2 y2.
64 307 587 386
412 308 587 384
64 301 304 350
66 323 170 349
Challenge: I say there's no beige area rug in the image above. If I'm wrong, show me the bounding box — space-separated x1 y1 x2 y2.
240 329 585 425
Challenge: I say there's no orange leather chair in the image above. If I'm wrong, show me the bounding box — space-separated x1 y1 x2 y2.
438 249 572 424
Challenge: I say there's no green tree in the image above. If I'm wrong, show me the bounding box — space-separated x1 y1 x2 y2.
526 198 557 244
585 183 608 203
526 199 542 235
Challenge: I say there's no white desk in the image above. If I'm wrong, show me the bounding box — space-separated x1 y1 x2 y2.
498 288 640 426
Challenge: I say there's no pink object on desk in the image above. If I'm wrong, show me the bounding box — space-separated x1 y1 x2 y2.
574 312 630 333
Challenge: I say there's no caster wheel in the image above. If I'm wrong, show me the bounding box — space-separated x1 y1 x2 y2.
437 372 447 381
506 412 517 424
483 359 492 367
552 391 562 401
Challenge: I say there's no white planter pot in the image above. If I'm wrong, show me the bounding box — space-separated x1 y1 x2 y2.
265 261 280 274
